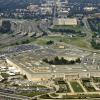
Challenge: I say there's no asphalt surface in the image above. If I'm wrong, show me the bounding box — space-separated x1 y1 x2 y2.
82 17 93 42
0 92 31 100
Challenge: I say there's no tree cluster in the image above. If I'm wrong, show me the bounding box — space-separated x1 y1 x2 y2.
91 39 100 49
10 39 32 46
0 20 12 33
46 40 54 45
43 56 81 65
88 18 100 33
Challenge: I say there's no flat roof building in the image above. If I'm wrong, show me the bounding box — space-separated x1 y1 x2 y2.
54 18 78 26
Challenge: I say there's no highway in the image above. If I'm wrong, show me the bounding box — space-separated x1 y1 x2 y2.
82 17 93 42
0 92 32 100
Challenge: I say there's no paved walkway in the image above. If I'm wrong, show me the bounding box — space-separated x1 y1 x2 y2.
54 85 59 92
77 80 87 93
67 91 100 95
91 82 100 91
67 81 74 93
49 93 66 99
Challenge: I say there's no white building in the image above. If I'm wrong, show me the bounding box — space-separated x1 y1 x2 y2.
84 7 97 11
54 18 78 25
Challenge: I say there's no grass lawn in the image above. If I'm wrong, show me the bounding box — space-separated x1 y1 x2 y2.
1 73 9 78
33 38 48 45
50 93 59 97
30 35 91 49
47 36 90 49
70 81 84 92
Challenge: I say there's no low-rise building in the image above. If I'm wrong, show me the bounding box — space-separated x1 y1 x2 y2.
54 18 78 26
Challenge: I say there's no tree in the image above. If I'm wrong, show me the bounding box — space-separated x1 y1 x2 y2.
76 58 81 63
70 60 75 64
46 40 54 45
0 20 11 33
60 57 67 64
43 58 48 63
54 56 60 64
23 75 27 79
21 39 30 44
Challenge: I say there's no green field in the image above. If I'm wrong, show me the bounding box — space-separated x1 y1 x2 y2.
70 81 84 92
48 36 89 48
33 38 48 45
26 36 90 50
0 33 91 50
33 35 91 49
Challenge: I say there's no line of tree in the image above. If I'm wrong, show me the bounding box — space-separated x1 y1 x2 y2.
43 56 81 65
10 39 33 46
88 18 100 33
49 28 82 34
